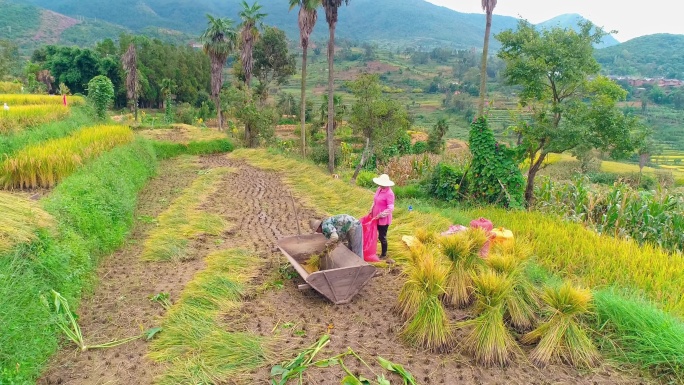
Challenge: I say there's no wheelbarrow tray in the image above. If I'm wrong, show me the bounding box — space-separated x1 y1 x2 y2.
277 234 376 305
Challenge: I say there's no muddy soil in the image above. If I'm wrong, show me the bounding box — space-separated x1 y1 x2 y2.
38 153 652 385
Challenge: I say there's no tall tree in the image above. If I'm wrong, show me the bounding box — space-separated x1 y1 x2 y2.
200 15 236 131
121 43 139 121
497 21 645 204
322 0 350 173
238 1 266 89
289 0 320 156
252 26 296 104
478 0 497 116
348 74 410 183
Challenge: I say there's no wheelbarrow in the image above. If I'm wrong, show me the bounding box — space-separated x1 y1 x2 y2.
276 234 376 305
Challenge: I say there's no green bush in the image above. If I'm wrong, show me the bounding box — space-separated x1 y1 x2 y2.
152 139 234 159
356 170 376 188
0 139 157 383
426 162 467 202
175 102 196 125
412 141 428 154
87 75 114 120
309 144 340 167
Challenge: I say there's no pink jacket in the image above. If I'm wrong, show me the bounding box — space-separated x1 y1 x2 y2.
371 187 395 226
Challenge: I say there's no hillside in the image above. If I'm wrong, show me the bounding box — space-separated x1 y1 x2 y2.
536 13 620 48
0 0 129 50
595 34 684 78
9 0 535 49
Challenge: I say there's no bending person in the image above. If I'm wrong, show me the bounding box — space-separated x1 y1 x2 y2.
310 214 363 259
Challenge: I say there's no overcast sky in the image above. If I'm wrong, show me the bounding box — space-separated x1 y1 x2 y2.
425 0 683 42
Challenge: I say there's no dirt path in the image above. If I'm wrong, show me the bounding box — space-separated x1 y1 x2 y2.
38 153 649 385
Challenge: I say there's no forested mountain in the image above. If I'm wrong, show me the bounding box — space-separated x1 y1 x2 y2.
13 0 615 49
595 34 684 78
536 13 620 48
0 0 192 51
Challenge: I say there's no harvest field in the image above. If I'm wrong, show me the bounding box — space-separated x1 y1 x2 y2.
1 96 683 385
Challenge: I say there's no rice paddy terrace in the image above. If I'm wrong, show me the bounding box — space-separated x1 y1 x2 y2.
0 94 682 384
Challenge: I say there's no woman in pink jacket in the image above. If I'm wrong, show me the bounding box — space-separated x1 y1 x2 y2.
370 174 395 258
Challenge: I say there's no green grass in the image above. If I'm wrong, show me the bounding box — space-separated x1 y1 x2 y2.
151 138 235 159
594 290 684 380
0 106 95 158
149 249 269 384
0 139 157 383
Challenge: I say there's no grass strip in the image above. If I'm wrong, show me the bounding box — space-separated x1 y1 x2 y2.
141 166 232 261
594 290 684 381
0 106 94 158
0 139 157 383
152 139 234 160
149 249 269 384
1 125 134 189
0 191 54 254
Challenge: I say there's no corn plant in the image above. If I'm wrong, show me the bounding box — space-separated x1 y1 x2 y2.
0 125 134 189
460 268 518 367
43 290 141 351
522 282 600 368
534 177 684 253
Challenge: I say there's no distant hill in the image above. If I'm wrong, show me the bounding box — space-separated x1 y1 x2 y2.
536 13 620 48
7 0 622 53
0 0 196 51
12 0 530 49
595 34 684 78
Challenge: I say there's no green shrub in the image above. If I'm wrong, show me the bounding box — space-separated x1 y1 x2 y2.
175 102 195 125
426 162 467 202
412 141 428 154
309 144 340 167
0 139 157 383
356 170 376 188
152 139 234 160
87 75 114 120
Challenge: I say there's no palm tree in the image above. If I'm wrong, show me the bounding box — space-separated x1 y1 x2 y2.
200 15 236 131
239 1 266 89
121 43 138 121
322 0 350 173
289 0 320 156
478 0 497 116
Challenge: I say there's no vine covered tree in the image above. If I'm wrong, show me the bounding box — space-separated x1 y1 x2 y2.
322 0 350 173
200 15 236 131
289 0 321 156
497 21 646 203
121 43 139 121
238 1 266 89
478 0 497 116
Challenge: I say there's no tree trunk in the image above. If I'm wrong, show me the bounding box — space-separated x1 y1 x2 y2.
327 23 336 173
301 46 308 156
351 137 371 184
478 11 492 116
524 152 546 205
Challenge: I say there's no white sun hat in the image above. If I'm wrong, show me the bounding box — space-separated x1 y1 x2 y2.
373 174 395 187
